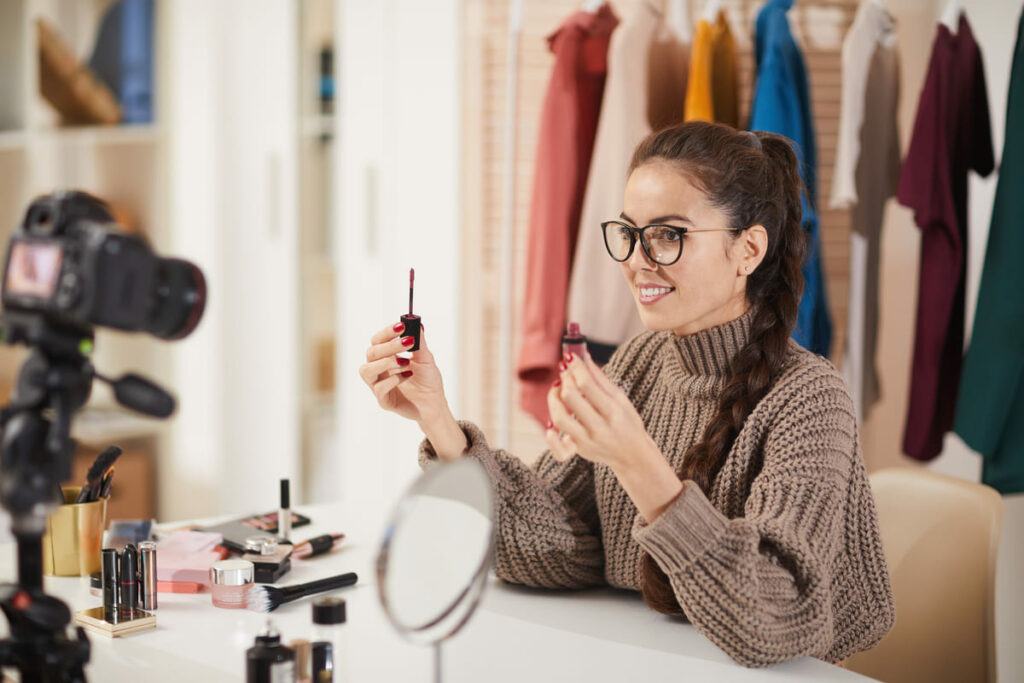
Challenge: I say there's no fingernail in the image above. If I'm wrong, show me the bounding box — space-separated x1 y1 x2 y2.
401 370 413 378
545 420 553 430
393 322 405 333
401 336 415 347
553 379 561 387
564 352 574 363
558 361 567 373
396 357 410 367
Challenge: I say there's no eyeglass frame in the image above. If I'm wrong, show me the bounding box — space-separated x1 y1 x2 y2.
600 220 742 267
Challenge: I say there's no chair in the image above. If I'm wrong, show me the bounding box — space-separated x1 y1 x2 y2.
844 468 1003 683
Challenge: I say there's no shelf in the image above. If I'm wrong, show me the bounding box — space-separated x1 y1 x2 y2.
28 123 162 147
301 114 334 139
72 405 162 446
0 130 28 153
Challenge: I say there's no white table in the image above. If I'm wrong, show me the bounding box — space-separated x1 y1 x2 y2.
1 502 873 682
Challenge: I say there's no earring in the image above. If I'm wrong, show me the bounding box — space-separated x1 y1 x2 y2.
744 264 751 272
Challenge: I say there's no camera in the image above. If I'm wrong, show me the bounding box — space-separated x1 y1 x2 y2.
1 190 205 339
0 191 207 681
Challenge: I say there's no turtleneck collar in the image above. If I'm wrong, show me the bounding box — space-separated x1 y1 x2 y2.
667 306 755 379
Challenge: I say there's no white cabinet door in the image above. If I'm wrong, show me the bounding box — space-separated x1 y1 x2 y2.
334 0 462 510
164 0 300 518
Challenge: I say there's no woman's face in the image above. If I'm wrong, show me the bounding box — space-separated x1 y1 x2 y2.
619 161 751 337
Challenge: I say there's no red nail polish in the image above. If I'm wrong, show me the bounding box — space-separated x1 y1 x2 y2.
545 420 553 430
558 361 567 373
553 379 561 387
401 336 415 347
401 370 413 378
564 352 574 363
393 322 405 333
396 357 410 367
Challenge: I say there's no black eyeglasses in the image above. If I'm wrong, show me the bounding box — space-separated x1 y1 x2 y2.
600 220 739 266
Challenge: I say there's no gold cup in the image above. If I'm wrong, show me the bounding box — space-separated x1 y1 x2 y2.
42 487 107 576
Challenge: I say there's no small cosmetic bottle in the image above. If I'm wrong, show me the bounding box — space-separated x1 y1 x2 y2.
311 597 347 683
561 322 587 359
246 621 296 683
279 479 292 542
210 559 255 609
242 535 293 583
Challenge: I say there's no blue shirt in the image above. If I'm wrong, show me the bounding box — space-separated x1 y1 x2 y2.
750 0 832 357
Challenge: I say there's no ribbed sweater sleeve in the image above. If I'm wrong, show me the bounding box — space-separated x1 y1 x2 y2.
419 422 604 589
632 370 865 667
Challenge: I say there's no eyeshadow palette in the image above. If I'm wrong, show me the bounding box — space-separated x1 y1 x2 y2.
74 606 156 638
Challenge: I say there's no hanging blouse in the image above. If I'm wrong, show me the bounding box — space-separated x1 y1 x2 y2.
897 13 994 461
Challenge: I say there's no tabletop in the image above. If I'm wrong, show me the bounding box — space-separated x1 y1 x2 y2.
0 501 873 682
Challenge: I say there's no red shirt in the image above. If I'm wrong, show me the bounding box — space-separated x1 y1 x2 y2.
897 15 994 460
517 6 618 426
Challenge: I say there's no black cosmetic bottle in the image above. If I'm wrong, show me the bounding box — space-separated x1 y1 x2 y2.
246 622 295 683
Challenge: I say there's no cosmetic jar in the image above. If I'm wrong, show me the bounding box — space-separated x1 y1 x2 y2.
311 597 347 682
210 558 254 609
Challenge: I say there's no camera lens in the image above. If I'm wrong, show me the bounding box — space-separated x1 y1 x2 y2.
146 258 206 340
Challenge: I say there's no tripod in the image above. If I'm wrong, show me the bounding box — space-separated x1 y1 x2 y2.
0 313 176 681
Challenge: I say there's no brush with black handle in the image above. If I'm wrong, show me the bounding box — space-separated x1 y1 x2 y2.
245 572 358 613
75 446 122 503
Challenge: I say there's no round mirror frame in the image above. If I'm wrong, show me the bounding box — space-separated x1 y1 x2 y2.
375 457 496 645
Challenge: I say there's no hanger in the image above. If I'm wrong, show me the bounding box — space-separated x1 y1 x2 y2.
941 0 962 32
582 0 604 12
701 0 722 23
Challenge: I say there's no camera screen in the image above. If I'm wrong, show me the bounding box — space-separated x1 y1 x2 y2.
6 242 63 300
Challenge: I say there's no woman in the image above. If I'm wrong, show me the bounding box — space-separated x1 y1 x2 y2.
359 121 895 667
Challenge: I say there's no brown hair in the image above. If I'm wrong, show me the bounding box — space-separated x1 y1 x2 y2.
629 121 807 615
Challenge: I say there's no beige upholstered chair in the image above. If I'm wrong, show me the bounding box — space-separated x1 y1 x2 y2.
844 468 1003 683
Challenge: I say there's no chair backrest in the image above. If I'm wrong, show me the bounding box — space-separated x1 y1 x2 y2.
844 468 1003 683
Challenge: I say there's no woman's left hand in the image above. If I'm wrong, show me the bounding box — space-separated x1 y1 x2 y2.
545 351 660 472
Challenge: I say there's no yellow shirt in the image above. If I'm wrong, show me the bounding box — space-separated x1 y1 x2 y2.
683 11 739 127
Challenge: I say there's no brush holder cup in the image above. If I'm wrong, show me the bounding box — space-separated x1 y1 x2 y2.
42 486 108 577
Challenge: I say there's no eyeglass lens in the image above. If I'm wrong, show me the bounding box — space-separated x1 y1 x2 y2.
603 223 682 265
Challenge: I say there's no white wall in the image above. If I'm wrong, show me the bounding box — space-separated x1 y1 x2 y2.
334 0 463 514
163 0 300 520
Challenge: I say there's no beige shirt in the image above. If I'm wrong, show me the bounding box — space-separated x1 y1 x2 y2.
830 0 900 420
565 1 688 350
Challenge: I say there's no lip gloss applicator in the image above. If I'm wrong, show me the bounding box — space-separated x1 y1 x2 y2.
400 268 421 352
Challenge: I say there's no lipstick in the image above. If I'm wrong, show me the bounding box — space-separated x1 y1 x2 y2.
120 544 138 615
139 541 158 610
561 322 587 359
400 268 421 351
102 548 119 610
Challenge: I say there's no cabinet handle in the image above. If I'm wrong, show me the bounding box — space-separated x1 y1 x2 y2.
365 164 378 256
268 154 280 239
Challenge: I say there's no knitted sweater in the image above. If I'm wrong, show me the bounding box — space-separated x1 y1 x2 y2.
419 309 895 667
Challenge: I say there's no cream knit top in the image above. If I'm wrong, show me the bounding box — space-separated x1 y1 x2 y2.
420 308 895 667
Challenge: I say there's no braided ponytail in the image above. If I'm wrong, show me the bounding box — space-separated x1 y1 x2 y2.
628 123 808 615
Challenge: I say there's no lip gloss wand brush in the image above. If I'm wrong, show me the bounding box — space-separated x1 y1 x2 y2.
400 268 421 352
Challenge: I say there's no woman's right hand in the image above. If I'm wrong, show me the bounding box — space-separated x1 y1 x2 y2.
359 322 468 461
359 321 448 424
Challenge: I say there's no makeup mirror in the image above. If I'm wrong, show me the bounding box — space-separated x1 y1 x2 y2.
376 456 495 682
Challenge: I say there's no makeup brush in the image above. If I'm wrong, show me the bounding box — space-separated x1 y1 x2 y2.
75 446 122 503
245 572 358 613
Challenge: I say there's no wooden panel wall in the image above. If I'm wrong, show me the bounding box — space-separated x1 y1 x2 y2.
461 0 859 464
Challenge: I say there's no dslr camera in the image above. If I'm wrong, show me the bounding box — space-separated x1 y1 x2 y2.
2 190 205 339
